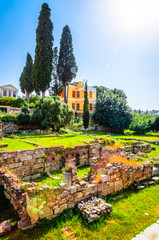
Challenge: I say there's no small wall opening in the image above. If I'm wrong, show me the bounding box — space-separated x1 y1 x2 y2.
76 153 80 166
59 157 66 169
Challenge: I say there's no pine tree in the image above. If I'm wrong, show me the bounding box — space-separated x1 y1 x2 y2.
57 25 77 103
49 47 63 96
19 53 34 102
83 81 90 134
32 3 53 97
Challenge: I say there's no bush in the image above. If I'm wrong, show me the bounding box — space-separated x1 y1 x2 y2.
0 96 28 108
129 114 153 134
31 96 74 130
17 106 30 125
29 102 35 109
0 113 17 122
29 94 41 104
151 116 159 131
93 90 132 131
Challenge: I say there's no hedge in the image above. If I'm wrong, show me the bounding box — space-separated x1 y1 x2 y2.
0 97 28 108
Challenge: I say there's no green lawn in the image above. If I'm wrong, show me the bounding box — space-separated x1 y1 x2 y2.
24 134 96 147
2 184 159 240
0 138 37 151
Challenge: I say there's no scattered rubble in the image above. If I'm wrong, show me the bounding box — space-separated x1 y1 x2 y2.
77 197 112 223
0 220 11 236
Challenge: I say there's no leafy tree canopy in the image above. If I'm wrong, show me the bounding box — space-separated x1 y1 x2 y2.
83 81 90 132
93 89 132 131
129 113 153 134
31 96 74 130
57 25 77 102
32 3 53 96
19 53 34 102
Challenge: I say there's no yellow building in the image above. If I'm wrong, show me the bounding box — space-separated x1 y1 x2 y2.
61 82 96 118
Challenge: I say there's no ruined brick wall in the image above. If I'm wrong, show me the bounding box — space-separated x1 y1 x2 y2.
0 143 151 181
26 162 152 225
0 145 98 181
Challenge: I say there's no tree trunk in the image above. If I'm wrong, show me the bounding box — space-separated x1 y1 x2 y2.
86 129 87 134
42 91 45 97
26 92 30 103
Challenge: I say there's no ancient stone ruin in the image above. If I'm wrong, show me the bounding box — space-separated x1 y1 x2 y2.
0 141 158 231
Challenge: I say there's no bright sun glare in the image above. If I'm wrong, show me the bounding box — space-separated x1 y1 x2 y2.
98 0 159 39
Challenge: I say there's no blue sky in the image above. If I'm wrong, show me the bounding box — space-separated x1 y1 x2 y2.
0 0 159 110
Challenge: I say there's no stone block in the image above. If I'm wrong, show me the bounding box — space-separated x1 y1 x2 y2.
54 207 60 215
60 183 66 190
70 186 76 194
31 173 41 180
88 184 98 194
60 203 67 213
62 172 72 187
152 167 159 176
115 180 123 192
100 175 110 183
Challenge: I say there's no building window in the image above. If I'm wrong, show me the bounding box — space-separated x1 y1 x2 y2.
89 91 92 98
72 103 75 110
61 90 65 98
90 103 93 111
13 91 16 98
3 90 7 96
72 91 75 98
9 91 11 97
77 91 80 98
77 104 80 110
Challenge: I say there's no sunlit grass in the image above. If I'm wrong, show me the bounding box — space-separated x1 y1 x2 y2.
2 184 159 240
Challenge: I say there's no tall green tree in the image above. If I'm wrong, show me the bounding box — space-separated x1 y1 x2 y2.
19 53 34 102
57 25 77 103
32 3 53 97
49 47 63 96
83 81 90 134
93 90 132 132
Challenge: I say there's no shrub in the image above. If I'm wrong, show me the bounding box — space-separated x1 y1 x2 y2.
29 94 41 104
0 113 17 122
31 96 74 130
93 89 132 131
151 116 159 131
29 102 35 109
17 106 30 125
129 114 153 134
0 96 28 108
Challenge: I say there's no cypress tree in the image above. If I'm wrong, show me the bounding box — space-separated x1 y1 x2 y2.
83 81 90 134
57 25 77 103
32 3 53 97
49 47 63 96
19 53 34 102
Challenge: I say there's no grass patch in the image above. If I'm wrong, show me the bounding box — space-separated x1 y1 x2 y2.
0 138 37 151
2 184 159 240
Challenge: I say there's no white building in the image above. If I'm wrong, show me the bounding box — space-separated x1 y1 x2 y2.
0 84 18 99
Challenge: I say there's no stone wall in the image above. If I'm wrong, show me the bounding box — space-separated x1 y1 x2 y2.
26 162 152 225
0 145 93 181
0 143 152 181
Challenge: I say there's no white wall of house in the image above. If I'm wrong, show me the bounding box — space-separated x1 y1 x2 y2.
0 85 18 99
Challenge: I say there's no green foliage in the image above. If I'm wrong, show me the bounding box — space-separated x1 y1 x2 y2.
29 102 35 109
0 113 17 122
93 85 108 98
151 115 159 131
32 3 53 95
29 94 41 104
19 53 34 102
129 114 153 134
57 25 77 102
83 81 90 131
17 106 30 125
31 96 74 130
49 47 63 96
93 89 132 131
0 96 28 108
